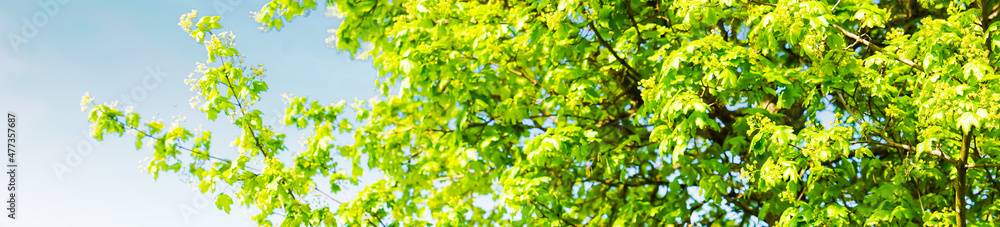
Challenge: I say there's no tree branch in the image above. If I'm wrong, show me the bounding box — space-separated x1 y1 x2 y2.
831 24 925 72
220 68 270 158
967 163 1000 168
588 22 642 79
850 140 960 163
531 200 580 226
956 130 971 227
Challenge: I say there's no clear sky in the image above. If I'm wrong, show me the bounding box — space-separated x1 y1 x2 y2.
0 1 380 226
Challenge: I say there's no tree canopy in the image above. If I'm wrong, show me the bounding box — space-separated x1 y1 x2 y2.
83 0 1000 226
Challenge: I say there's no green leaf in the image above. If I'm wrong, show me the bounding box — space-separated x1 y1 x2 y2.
125 113 140 128
215 193 233 214
957 112 979 133
826 34 845 49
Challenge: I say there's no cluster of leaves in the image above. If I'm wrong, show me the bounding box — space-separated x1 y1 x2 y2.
83 0 1000 226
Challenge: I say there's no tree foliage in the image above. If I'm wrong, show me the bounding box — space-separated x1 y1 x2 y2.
83 0 1000 226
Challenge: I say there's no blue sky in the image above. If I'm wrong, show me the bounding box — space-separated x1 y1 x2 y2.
0 1 380 226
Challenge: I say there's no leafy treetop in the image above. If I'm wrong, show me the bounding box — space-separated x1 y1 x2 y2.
84 0 1000 226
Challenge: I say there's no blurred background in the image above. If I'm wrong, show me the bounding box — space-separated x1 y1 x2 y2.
0 1 380 226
